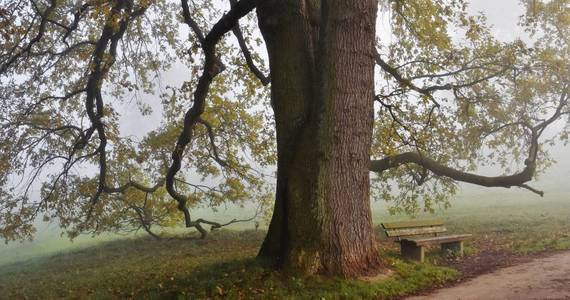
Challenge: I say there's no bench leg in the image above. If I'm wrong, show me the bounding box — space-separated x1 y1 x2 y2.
401 241 424 262
441 241 464 256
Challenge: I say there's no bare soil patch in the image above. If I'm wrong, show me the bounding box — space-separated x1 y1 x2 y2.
405 248 570 300
442 239 534 280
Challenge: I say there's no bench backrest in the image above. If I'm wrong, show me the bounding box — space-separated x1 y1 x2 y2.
381 219 446 238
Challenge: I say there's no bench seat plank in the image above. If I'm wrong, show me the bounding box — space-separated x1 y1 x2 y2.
385 226 447 238
404 234 472 246
381 219 443 229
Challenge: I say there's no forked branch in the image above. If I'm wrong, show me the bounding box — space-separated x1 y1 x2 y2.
166 0 257 235
370 87 570 197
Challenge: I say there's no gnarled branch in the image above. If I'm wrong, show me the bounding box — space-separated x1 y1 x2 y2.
370 151 537 191
166 0 257 234
370 120 544 195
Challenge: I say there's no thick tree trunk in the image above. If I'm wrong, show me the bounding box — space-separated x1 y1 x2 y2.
257 0 380 277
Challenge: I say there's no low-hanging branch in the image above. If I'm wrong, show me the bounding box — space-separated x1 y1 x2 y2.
369 88 570 197
369 151 541 195
84 0 142 207
372 50 570 198
165 0 257 237
369 112 545 194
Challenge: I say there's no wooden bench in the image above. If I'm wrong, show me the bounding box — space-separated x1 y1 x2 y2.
381 219 471 262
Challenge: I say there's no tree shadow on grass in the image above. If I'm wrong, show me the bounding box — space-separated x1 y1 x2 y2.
137 252 459 300
138 257 286 299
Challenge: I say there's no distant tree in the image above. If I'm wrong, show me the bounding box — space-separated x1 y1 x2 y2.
0 0 568 277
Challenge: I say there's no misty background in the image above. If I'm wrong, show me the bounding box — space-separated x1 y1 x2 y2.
1 0 568 266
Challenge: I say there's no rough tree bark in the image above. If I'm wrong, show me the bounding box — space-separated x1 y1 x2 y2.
257 0 381 277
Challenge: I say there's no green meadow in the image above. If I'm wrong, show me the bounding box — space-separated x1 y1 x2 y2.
0 180 568 299
1 153 569 298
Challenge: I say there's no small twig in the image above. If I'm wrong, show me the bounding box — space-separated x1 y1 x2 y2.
519 184 544 197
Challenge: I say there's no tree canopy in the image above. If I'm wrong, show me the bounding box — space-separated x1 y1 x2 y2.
0 0 568 245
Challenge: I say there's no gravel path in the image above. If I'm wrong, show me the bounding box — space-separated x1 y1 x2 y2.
406 251 570 300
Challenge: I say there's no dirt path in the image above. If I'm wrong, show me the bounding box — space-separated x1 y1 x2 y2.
407 251 570 300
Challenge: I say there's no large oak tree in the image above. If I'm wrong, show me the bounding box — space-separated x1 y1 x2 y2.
1 0 569 277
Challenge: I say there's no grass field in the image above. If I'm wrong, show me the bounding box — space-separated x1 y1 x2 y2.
374 185 570 255
0 183 569 299
0 230 459 299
